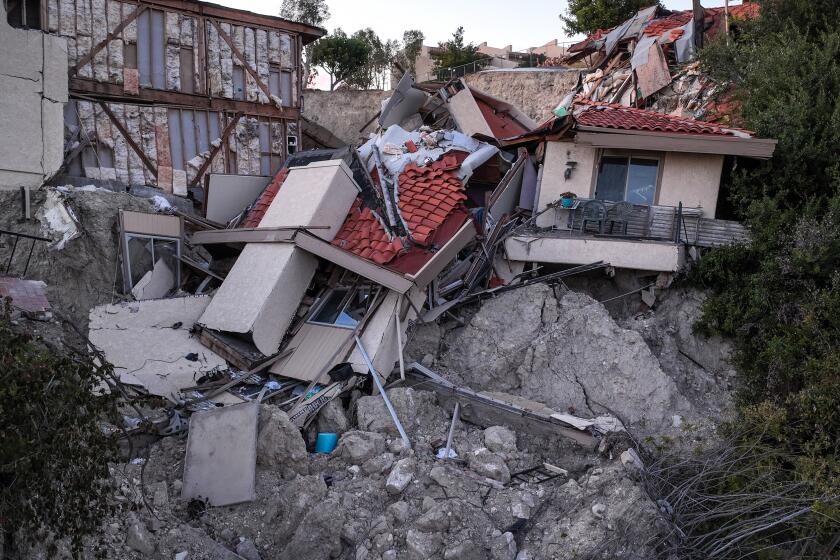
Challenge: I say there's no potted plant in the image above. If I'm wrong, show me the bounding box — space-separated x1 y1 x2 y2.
559 192 577 208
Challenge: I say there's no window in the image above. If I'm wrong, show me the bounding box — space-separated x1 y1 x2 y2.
5 0 39 29
309 286 378 329
594 155 659 205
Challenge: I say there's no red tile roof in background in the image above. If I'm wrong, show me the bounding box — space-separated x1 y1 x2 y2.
643 10 692 39
332 153 469 267
240 168 289 228
0 277 51 316
574 100 753 136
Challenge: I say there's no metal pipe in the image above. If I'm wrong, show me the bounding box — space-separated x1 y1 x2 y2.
443 402 460 460
394 298 405 381
354 335 411 448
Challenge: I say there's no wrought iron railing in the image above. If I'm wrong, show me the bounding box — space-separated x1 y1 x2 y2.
0 229 50 278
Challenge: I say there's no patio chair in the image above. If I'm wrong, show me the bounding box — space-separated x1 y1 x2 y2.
579 200 607 234
606 202 633 235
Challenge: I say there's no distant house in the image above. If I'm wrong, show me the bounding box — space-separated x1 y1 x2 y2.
504 101 777 272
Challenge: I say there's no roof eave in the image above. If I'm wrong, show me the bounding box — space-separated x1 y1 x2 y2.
573 126 778 159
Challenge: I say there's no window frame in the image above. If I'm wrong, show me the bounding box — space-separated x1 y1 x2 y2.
592 150 663 206
307 285 381 330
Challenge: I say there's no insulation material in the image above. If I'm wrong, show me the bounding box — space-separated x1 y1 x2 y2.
47 0 59 32
279 34 292 68
94 104 117 180
76 0 93 78
122 2 137 43
220 23 234 98
173 169 188 196
271 122 285 156
77 101 96 139
165 11 180 44
91 0 109 82
140 108 158 185
166 44 181 90
268 31 280 64
244 28 258 102
180 16 194 47
111 103 130 184
58 0 75 37
107 1 124 84
235 118 261 176
256 30 270 104
123 68 139 94
124 105 146 185
206 22 222 96
66 38 78 68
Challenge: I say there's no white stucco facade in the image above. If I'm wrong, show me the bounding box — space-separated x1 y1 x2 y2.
0 6 68 189
535 138 726 229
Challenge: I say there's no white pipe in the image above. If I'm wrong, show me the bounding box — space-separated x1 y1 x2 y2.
443 402 460 460
394 297 406 381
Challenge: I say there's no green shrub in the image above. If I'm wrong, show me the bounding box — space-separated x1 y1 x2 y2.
0 312 119 554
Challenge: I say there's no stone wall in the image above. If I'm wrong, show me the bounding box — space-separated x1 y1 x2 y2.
465 68 582 123
302 89 391 148
0 4 68 190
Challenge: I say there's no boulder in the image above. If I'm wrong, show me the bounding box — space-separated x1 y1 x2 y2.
490 531 517 560
279 497 345 560
316 398 350 434
385 458 415 495
339 430 386 465
356 388 444 436
235 538 261 560
468 448 510 484
483 426 517 455
125 514 156 556
444 540 485 560
257 405 308 476
405 528 443 560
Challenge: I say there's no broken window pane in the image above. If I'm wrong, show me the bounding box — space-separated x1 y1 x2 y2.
311 288 351 325
310 286 377 329
127 236 154 285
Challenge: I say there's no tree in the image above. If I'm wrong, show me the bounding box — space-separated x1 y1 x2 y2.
279 0 330 85
687 0 840 551
401 29 425 75
311 29 371 90
343 29 398 90
0 315 120 555
561 0 662 36
434 26 483 74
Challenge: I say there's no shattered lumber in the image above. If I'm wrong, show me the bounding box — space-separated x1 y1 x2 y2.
404 363 599 449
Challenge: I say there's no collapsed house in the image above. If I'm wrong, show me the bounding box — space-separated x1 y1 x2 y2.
0 0 779 534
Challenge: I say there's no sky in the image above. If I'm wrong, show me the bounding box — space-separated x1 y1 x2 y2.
214 0 743 50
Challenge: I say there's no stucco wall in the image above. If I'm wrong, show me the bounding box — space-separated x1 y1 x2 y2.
0 6 68 190
302 88 391 148
657 152 724 217
465 68 581 123
536 141 724 227
536 140 598 228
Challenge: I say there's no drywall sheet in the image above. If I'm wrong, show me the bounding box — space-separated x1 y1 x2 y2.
205 174 270 223
89 296 226 400
182 402 258 506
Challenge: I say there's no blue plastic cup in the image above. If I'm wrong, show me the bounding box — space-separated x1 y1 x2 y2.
315 432 339 454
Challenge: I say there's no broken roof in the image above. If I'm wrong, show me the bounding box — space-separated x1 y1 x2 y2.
332 153 471 273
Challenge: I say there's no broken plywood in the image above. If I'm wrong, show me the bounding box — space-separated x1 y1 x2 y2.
182 402 258 506
89 296 227 400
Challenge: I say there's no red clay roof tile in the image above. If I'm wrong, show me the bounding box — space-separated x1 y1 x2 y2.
332 153 471 268
574 99 754 136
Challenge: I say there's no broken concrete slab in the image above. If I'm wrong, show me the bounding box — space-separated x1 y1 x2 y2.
130 258 175 300
89 296 227 400
182 402 259 507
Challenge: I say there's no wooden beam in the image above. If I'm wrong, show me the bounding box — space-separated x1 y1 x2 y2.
134 0 326 40
210 19 276 106
69 78 300 119
189 112 242 187
70 5 147 77
98 101 158 178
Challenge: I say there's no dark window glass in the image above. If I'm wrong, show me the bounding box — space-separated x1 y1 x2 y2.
311 288 350 325
594 156 628 202
626 159 658 205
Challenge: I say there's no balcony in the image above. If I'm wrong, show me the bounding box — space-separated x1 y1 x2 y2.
505 200 749 272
